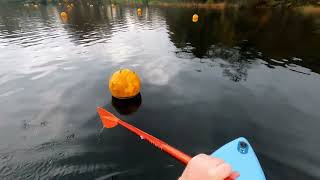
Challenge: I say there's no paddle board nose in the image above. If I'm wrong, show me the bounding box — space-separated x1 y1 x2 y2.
211 137 266 180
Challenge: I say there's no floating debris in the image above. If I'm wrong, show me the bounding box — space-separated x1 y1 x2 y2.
66 133 75 140
270 58 284 64
292 57 302 61
22 120 30 129
40 121 47 126
257 52 263 56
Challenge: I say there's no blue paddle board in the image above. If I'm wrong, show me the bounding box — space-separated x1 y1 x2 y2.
211 137 266 180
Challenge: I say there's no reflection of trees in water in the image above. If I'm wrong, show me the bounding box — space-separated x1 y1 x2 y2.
235 10 320 59
164 8 253 81
165 8 239 58
165 8 320 78
207 43 256 82
211 47 248 82
61 5 165 45
0 2 165 48
0 1 125 46
58 4 117 45
0 4 62 47
227 9 320 74
0 4 51 34
1 4 320 74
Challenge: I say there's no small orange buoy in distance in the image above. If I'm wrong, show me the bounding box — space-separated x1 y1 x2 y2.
60 12 68 18
137 8 142 14
109 69 141 99
192 14 199 22
60 12 68 23
60 11 68 23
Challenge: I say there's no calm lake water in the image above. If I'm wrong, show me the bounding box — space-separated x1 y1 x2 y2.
1 1 320 180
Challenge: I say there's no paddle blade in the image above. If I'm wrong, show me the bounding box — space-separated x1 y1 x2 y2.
97 107 119 128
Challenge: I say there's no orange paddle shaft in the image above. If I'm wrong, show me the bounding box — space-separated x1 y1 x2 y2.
116 120 235 180
117 119 192 164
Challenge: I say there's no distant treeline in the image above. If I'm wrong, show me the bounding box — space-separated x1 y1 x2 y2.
16 0 320 7
112 0 320 7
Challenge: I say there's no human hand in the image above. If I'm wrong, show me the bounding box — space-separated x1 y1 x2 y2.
179 154 239 180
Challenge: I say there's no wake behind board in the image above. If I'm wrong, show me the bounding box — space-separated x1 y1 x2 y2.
211 137 266 180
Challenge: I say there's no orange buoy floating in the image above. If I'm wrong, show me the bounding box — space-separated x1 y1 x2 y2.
60 12 68 18
112 94 142 115
60 12 68 23
109 69 141 99
137 8 142 16
192 14 199 22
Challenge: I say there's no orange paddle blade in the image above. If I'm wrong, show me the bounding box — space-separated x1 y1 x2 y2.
97 107 118 128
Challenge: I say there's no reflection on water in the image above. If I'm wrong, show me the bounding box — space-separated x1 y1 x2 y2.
112 94 142 115
0 1 320 180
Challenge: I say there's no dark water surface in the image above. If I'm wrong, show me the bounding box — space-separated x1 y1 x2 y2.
1 1 320 180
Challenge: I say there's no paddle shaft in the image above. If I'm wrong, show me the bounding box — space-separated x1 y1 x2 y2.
118 119 192 164
118 120 235 180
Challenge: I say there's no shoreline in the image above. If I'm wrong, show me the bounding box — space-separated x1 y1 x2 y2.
297 5 320 14
147 2 231 10
120 2 320 15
